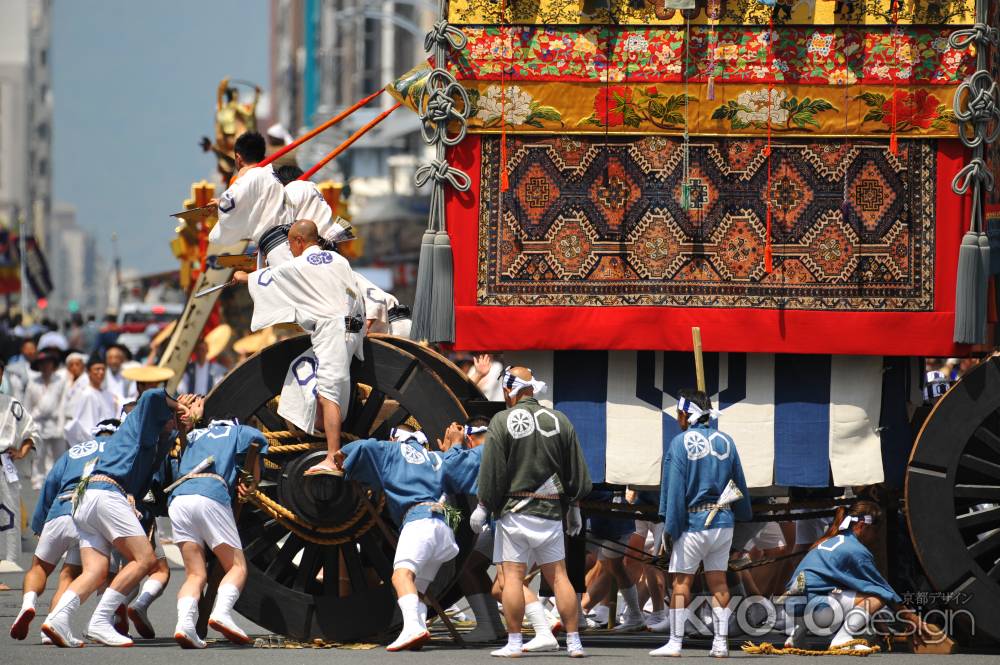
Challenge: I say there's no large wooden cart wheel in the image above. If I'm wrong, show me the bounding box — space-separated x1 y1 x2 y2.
203 335 472 642
906 355 1000 640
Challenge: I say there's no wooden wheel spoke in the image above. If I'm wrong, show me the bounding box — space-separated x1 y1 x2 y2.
265 534 305 583
294 544 323 593
341 543 368 592
954 484 1000 501
967 528 1000 560
974 426 1000 459
956 506 1000 531
373 406 411 441
394 359 420 393
254 403 286 431
322 544 341 597
959 454 1000 482
347 389 386 437
358 531 393 583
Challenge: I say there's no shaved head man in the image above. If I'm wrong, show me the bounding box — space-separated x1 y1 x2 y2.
235 217 366 476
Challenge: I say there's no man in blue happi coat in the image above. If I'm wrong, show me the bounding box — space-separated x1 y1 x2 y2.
41 389 197 648
784 500 932 652
336 426 459 652
652 389 751 659
9 419 119 641
167 402 268 649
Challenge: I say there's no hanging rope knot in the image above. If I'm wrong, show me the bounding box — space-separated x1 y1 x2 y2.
418 69 470 146
415 159 472 193
423 19 467 53
952 158 995 195
949 22 1000 50
953 70 1000 148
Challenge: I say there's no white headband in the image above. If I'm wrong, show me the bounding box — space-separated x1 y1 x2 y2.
500 367 547 398
390 427 428 446
677 396 721 421
465 424 488 436
839 514 874 531
91 421 119 437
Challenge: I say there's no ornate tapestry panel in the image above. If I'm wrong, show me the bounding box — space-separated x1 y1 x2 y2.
448 0 975 26
477 135 936 310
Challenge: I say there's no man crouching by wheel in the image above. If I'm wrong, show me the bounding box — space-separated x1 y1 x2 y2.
166 396 268 649
335 427 459 652
41 389 197 647
474 366 592 658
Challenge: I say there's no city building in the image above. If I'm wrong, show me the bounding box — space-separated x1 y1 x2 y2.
269 0 437 303
0 0 52 309
48 203 108 318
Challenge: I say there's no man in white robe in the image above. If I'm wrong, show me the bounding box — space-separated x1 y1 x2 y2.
0 360 39 570
208 131 293 264
64 356 118 446
103 344 137 405
234 219 364 476
354 271 411 338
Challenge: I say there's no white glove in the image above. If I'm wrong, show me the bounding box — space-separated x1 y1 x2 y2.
470 503 490 534
565 504 582 536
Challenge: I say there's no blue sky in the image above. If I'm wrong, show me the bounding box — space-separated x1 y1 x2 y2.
52 0 269 273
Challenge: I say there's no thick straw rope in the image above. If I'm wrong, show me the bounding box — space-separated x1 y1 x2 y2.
742 639 880 657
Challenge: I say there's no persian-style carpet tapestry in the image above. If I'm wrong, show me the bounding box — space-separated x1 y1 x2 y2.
445 135 968 355
477 135 935 311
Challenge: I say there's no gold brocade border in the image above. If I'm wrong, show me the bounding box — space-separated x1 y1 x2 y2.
406 79 959 138
448 0 975 26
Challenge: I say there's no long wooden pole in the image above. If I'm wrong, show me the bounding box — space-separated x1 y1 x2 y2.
298 103 402 181
258 88 385 168
692 327 706 392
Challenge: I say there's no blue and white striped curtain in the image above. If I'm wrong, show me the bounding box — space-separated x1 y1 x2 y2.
507 351 915 489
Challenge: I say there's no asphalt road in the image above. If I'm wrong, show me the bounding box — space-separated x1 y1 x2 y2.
4 460 1000 663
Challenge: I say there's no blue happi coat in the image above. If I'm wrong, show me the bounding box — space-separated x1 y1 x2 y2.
89 389 176 498
441 445 483 496
30 437 105 533
790 531 902 604
170 419 268 507
660 422 751 542
342 438 450 527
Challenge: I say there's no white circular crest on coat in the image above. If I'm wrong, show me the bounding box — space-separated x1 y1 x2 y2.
683 431 710 461
69 440 98 459
506 409 535 439
399 442 426 465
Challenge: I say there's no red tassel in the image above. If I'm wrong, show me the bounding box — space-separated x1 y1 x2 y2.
500 139 510 191
499 0 510 192
889 132 898 155
764 206 774 274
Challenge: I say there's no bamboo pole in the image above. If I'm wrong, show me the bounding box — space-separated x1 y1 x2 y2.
692 327 705 392
298 103 402 181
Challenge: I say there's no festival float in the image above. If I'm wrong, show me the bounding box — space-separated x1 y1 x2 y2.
159 0 1000 648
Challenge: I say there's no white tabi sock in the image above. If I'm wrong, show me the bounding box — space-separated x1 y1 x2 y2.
712 606 731 639
21 591 37 612
505 632 523 650
591 603 609 624
621 585 642 618
51 590 80 618
177 596 199 630
211 583 241 620
92 588 126 627
418 601 428 629
397 594 421 633
669 608 688 645
131 579 164 612
524 600 553 637
832 606 870 646
565 631 584 654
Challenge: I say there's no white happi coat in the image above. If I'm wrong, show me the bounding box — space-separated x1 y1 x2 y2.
63 384 119 446
353 271 409 337
209 165 293 246
247 245 365 431
0 395 38 563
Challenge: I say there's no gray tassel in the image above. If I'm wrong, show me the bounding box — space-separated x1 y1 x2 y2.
431 230 455 343
954 230 984 344
978 230 991 337
410 230 437 341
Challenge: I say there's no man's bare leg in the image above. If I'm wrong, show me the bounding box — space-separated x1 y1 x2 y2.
387 568 430 651
85 535 157 646
10 557 56 639
540 559 586 657
306 395 342 475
